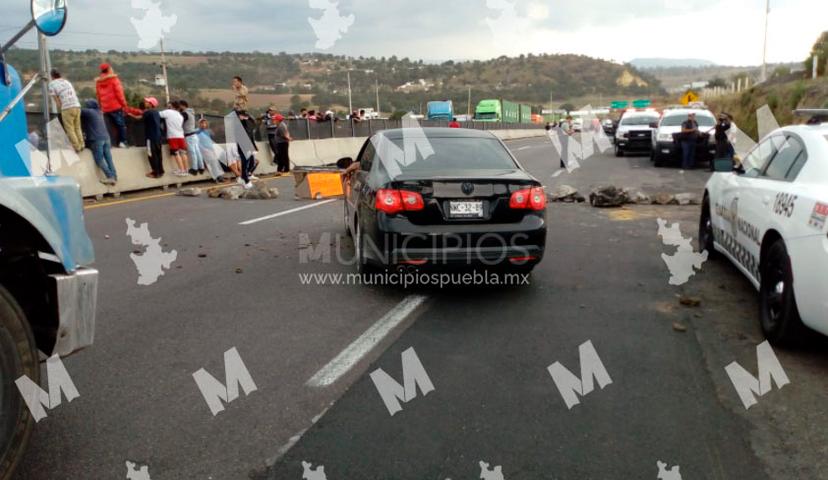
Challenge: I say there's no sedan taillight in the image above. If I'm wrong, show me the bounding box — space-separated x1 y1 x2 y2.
376 189 424 214
510 187 546 211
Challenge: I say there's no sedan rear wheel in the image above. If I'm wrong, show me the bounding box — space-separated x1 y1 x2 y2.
759 240 805 345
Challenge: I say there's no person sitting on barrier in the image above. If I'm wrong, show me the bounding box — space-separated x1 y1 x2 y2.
128 97 164 179
196 119 230 184
448 117 461 128
80 100 118 185
160 101 190 176
95 63 130 148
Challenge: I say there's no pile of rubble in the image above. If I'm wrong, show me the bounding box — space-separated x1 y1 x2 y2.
177 183 280 200
548 185 699 208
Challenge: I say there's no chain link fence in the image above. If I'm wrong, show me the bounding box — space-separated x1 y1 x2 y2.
27 111 544 147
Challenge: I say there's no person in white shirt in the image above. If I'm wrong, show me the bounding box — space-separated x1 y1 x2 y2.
48 70 84 152
159 101 190 176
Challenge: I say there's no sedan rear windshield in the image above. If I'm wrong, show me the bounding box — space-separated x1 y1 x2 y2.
661 115 715 127
374 136 517 176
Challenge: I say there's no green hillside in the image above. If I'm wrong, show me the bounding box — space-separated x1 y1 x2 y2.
5 49 665 115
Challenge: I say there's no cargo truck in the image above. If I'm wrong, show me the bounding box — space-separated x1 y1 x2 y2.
1 2 98 478
426 100 453 121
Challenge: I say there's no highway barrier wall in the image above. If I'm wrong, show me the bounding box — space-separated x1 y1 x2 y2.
52 129 548 198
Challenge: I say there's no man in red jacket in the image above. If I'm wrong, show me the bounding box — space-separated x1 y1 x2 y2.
95 63 129 147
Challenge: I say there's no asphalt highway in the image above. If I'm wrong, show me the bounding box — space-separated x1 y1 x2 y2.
14 136 827 479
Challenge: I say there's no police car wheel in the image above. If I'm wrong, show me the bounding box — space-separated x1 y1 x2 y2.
759 240 805 345
698 198 718 258
0 285 39 480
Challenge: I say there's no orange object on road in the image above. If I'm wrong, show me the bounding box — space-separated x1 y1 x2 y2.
294 170 344 199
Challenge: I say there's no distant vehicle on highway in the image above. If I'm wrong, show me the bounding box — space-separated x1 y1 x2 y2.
572 117 584 132
426 100 454 121
602 118 617 139
474 99 532 124
614 109 660 156
651 108 717 167
359 108 379 120
342 128 547 274
700 110 828 345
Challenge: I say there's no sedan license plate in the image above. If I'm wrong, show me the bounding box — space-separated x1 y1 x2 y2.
449 201 483 218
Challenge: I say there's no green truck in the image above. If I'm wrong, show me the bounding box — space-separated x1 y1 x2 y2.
474 99 532 124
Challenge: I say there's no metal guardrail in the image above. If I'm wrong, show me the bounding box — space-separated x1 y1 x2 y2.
26 111 544 146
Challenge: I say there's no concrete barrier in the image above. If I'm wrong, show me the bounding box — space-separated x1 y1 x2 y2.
53 129 545 198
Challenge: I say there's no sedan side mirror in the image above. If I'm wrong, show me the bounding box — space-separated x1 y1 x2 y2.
336 157 354 169
649 122 658 129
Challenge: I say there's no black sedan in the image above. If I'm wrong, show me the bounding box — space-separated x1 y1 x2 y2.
342 128 547 274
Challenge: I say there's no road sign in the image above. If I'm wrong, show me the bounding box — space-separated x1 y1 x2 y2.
632 99 651 108
680 91 699 106
610 101 629 109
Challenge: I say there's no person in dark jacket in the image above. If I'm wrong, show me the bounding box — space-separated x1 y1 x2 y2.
714 112 734 159
128 97 164 178
235 110 259 187
81 100 118 184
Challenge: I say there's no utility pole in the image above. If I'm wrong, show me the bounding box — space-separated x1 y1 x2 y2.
160 38 170 105
467 86 471 117
347 70 353 115
760 0 770 82
375 77 380 116
37 32 51 171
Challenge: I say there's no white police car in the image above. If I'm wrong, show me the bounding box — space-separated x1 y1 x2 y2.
699 110 828 344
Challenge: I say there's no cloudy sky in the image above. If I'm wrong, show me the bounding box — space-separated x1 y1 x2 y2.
3 0 825 66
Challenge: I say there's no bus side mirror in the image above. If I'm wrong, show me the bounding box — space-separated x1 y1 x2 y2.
32 0 68 37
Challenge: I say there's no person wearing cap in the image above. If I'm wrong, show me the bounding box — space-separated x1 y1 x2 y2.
714 112 734 160
129 97 165 178
263 106 280 165
273 113 292 173
95 63 130 148
48 69 84 152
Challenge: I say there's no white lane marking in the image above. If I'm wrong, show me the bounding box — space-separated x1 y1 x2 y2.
306 294 428 387
239 199 337 225
516 145 532 151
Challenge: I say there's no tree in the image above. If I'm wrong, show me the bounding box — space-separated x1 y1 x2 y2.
804 31 827 76
289 94 303 112
708 77 727 88
772 66 791 78
559 103 575 113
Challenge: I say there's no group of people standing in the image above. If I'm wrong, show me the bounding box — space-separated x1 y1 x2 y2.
46 69 293 189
